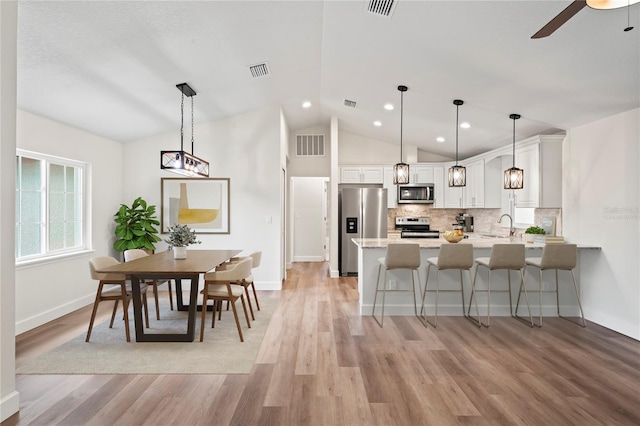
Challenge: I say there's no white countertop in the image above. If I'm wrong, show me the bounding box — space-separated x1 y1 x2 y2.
353 236 600 249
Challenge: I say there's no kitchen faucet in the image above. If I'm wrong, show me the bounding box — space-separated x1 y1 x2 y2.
498 214 515 237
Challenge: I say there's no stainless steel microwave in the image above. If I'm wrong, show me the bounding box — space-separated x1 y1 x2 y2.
397 184 435 204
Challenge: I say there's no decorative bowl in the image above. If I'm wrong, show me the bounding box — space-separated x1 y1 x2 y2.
443 231 464 243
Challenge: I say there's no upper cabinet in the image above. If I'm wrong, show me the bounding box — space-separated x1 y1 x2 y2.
462 160 484 208
462 158 502 208
514 137 563 208
382 167 397 208
340 166 384 184
409 165 434 184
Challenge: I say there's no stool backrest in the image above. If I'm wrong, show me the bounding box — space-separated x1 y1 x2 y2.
539 244 577 270
385 243 421 270
89 256 126 281
488 244 525 270
437 243 473 270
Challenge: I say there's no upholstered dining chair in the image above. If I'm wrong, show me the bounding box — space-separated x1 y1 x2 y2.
200 257 252 342
124 249 174 320
221 250 262 320
87 256 150 342
372 243 422 327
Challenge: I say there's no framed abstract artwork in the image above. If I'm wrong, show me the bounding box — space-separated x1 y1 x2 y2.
161 178 230 234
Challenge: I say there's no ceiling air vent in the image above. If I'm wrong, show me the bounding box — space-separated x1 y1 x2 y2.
343 99 358 108
296 134 325 157
365 0 397 18
248 62 270 78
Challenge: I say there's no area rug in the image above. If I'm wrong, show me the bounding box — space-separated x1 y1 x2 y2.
17 294 278 375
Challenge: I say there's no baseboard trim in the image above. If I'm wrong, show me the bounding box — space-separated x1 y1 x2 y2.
15 294 94 335
0 390 20 422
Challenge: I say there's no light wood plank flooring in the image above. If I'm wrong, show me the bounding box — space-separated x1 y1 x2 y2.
4 261 640 425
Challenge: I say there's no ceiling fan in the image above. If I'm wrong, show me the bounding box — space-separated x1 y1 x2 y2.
532 0 639 39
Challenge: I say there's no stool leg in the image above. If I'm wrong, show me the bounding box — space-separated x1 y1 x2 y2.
514 268 535 327
507 270 513 316
558 269 587 327
466 265 482 327
380 270 388 326
459 269 466 317
539 269 544 326
372 265 384 327
411 270 419 317
486 270 492 327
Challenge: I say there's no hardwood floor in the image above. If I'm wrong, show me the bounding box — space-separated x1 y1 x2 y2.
4 261 640 425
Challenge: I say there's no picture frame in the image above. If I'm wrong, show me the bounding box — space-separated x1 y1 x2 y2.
161 177 230 234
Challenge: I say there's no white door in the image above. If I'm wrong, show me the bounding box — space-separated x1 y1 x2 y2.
291 177 327 262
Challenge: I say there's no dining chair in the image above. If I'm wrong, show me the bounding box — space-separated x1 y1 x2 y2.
515 243 586 327
467 244 534 327
87 256 150 342
420 243 476 328
124 249 174 320
200 257 252 342
372 243 422 327
221 250 262 320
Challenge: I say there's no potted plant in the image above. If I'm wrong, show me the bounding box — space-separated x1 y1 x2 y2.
165 223 201 259
113 197 161 253
524 225 546 243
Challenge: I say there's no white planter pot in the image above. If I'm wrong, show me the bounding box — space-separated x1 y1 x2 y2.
524 233 535 244
173 246 187 259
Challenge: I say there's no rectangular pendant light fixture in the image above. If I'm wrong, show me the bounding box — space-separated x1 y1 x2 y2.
161 83 210 178
504 113 523 189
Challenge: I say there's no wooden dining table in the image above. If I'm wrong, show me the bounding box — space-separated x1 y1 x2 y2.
96 249 241 342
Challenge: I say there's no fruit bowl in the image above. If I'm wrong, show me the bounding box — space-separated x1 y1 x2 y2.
443 230 464 243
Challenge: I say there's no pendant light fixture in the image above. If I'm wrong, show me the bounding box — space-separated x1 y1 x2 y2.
448 99 466 187
393 85 410 184
504 113 524 189
161 83 210 177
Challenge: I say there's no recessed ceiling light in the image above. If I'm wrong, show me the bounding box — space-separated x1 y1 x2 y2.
373 121 382 127
460 122 471 129
384 103 394 111
436 137 445 143
302 101 311 108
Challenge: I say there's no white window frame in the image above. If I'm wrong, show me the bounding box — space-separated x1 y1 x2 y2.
16 149 92 266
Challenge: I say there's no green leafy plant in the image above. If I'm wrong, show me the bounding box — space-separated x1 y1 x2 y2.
113 197 161 252
165 224 202 249
524 225 546 235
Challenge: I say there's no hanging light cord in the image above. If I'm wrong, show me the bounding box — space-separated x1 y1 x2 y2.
455 104 460 165
512 116 516 167
191 96 195 155
180 92 185 152
625 0 634 31
400 89 404 162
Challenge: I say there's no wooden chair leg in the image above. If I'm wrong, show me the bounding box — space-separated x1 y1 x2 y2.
250 282 260 311
244 285 255 320
212 300 219 328
229 298 244 342
122 296 131 342
85 285 103 342
110 299 119 328
200 295 208 342
240 295 251 329
153 282 160 320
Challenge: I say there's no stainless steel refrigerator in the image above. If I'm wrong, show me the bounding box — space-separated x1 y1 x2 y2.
339 187 388 276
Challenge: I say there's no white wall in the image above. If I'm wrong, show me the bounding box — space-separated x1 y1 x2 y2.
122 105 283 289
338 130 418 164
14 110 124 333
564 108 640 339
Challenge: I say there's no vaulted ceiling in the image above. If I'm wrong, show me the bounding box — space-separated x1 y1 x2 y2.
17 1 639 159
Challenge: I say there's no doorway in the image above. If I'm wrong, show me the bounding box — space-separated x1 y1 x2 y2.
291 177 329 262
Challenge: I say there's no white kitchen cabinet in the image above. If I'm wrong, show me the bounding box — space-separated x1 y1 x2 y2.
432 166 444 208
409 165 434 184
463 160 485 208
383 166 398 208
340 166 384 184
514 137 563 208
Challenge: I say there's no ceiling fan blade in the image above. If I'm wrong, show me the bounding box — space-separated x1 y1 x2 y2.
532 0 587 39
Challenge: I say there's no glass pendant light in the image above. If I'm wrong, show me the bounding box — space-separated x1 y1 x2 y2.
393 85 410 184
161 83 210 177
448 99 466 187
504 113 524 189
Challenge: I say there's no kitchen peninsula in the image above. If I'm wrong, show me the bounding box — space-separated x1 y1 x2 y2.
353 237 600 319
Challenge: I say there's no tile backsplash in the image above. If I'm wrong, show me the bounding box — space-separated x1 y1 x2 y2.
388 205 562 237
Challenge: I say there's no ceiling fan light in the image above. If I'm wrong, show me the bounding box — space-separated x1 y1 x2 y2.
587 0 640 9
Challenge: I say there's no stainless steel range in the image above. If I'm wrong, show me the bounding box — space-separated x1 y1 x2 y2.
395 217 440 239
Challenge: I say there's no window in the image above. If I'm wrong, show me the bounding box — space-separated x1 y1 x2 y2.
16 150 89 262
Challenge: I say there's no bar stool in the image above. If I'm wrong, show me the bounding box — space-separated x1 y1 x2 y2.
372 243 421 327
515 244 586 327
467 244 533 327
420 243 476 327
